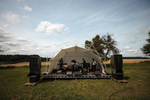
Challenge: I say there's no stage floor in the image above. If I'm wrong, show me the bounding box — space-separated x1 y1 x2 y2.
41 72 112 79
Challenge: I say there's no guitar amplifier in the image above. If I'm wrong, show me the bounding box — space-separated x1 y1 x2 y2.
74 71 81 76
57 70 62 74
94 71 101 76
66 71 72 75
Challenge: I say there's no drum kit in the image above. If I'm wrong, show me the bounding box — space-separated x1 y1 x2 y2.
62 62 84 72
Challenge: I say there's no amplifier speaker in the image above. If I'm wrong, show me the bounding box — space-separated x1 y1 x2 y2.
82 71 87 75
94 71 101 76
52 69 57 73
74 71 81 76
57 70 62 74
66 71 72 75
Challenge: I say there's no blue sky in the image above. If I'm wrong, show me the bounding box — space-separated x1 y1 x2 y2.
0 0 150 57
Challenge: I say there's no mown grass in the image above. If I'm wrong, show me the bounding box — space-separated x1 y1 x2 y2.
0 62 150 100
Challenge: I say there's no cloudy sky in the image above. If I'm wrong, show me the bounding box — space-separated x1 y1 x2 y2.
0 0 150 58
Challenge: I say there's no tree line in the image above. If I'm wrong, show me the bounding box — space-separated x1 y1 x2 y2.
119 57 149 59
0 55 50 65
0 54 148 65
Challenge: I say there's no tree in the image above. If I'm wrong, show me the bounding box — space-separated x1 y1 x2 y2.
0 45 4 53
0 45 9 53
141 32 150 56
85 34 119 60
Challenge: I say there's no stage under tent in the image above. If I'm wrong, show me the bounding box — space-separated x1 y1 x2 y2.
41 45 111 79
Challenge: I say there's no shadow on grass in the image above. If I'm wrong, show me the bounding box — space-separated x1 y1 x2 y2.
40 77 104 83
41 78 55 83
0 66 15 69
124 76 130 80
40 78 91 83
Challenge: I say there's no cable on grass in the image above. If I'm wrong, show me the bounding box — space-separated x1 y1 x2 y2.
109 83 126 100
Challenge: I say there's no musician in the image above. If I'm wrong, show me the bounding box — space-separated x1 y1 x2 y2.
82 58 86 68
59 58 63 69
92 58 97 72
63 59 78 72
71 59 77 72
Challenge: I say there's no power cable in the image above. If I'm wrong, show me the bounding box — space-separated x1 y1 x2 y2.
109 83 126 100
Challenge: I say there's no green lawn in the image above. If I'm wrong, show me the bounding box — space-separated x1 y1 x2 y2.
0 62 150 100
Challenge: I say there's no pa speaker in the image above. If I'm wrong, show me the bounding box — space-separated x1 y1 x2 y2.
29 74 40 83
111 54 124 80
29 56 41 74
112 73 124 80
111 54 123 71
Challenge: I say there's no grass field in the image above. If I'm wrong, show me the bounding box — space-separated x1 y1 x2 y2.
0 61 150 100
105 59 150 64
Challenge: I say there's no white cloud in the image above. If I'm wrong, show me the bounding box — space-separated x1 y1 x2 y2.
133 30 140 35
127 49 138 52
35 21 51 33
0 22 9 28
23 15 29 19
5 42 20 46
125 49 139 55
145 27 150 33
43 44 50 47
133 52 138 54
64 27 68 31
18 0 24 2
35 21 68 36
124 46 130 49
120 52 125 54
33 47 41 50
16 37 30 42
4 24 9 28
2 12 20 23
23 6 32 11
46 24 65 35
0 29 10 34
0 29 11 42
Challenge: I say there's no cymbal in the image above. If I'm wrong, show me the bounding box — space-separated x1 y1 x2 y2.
63 65 68 67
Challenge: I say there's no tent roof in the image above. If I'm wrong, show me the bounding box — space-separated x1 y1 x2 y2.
51 46 100 61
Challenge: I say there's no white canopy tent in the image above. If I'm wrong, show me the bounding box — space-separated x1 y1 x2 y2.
48 46 106 74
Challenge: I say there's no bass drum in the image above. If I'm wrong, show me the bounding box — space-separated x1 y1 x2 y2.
74 65 78 71
67 65 72 70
